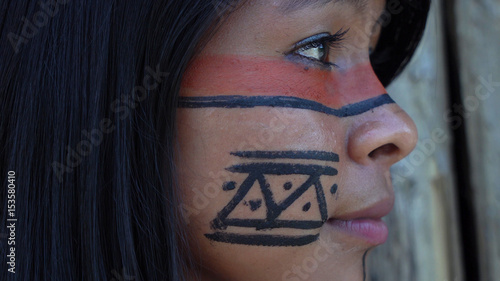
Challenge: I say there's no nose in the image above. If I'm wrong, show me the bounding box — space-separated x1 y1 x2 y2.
347 106 418 166
346 72 418 167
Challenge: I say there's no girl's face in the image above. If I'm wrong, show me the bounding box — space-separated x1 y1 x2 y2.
176 0 417 280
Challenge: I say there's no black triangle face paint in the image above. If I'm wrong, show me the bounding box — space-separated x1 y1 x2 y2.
204 150 339 247
179 95 395 246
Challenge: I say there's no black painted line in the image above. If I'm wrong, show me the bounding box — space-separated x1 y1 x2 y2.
222 218 324 229
313 180 329 222
277 174 318 214
178 94 395 118
226 163 338 176
231 150 340 162
255 174 281 222
211 173 259 230
212 170 330 231
205 232 320 247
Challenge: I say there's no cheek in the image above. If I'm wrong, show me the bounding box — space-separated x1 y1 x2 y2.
175 107 344 235
181 55 385 107
175 108 351 279
175 55 379 278
176 107 340 153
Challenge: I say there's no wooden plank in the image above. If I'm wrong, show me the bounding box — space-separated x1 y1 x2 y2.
367 1 464 280
454 0 500 280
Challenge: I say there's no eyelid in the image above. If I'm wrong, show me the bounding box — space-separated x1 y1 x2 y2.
292 32 332 50
291 28 349 51
285 28 349 69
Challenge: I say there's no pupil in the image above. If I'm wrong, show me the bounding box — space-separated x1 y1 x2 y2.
317 44 326 60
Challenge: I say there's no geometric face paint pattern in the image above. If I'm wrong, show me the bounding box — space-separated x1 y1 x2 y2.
179 94 395 246
204 151 339 247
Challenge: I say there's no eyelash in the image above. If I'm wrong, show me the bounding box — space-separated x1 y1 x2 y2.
288 28 349 69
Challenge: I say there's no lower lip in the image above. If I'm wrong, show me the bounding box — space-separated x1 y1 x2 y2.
326 219 388 245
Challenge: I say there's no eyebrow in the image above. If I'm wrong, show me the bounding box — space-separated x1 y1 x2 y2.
279 0 369 14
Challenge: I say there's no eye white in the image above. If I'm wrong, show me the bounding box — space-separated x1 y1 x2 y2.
296 43 327 61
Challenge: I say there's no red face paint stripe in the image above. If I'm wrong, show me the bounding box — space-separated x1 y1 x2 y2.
181 55 386 109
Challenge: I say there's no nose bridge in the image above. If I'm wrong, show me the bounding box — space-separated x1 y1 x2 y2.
327 63 387 105
339 64 418 167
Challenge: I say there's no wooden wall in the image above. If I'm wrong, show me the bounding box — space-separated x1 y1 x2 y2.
455 0 500 280
368 0 500 280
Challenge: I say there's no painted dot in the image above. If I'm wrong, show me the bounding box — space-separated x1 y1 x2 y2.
249 199 262 211
283 182 293 190
330 184 338 195
302 202 311 212
222 181 237 191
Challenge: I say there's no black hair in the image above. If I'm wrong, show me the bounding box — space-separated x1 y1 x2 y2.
0 0 429 280
0 1 230 280
371 0 431 86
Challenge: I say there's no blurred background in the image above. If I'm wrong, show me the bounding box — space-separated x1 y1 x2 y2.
367 0 500 280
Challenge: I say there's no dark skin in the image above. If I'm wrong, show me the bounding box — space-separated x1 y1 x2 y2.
175 0 417 280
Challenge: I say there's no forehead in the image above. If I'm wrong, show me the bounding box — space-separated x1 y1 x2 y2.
183 0 389 112
236 0 381 15
272 0 369 14
204 0 385 56
225 0 385 32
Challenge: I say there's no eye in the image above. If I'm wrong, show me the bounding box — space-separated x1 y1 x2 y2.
288 28 349 69
296 41 328 62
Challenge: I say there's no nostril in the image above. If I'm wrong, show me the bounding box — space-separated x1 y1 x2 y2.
347 102 418 166
368 143 399 159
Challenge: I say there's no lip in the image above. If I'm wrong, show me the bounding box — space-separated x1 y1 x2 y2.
325 198 394 245
326 218 389 245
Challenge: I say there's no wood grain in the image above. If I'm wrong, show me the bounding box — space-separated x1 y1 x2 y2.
367 1 464 280
455 0 500 280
